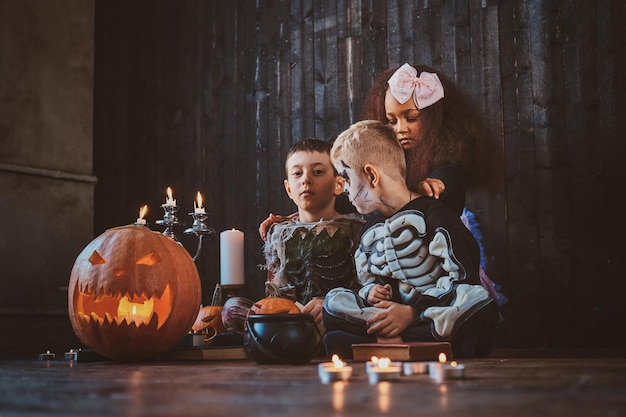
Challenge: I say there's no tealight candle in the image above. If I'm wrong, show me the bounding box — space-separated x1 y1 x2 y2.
38 350 55 360
367 357 402 384
429 353 466 383
64 349 78 361
365 355 380 372
192 331 204 347
366 356 401 372
318 354 353 384
403 361 429 376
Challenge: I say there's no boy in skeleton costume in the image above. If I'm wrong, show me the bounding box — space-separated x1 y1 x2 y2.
263 139 363 326
323 121 498 358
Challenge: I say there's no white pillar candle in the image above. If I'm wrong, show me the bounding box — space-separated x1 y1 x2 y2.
220 229 245 285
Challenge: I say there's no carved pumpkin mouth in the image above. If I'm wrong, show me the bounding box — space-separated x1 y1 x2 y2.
73 282 172 329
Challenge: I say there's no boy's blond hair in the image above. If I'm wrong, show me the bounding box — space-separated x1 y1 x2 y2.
331 120 406 182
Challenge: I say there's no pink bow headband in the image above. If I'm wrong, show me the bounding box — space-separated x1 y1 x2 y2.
387 63 444 109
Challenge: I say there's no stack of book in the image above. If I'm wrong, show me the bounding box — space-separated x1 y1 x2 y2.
351 341 452 361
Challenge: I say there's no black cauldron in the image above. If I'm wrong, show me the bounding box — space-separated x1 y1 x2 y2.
244 314 321 365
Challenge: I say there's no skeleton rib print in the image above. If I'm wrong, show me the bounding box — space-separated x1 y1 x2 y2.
355 210 456 297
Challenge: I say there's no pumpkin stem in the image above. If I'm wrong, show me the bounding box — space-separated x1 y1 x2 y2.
211 284 222 306
264 281 282 298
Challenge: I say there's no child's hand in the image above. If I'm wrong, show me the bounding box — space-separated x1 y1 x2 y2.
417 177 445 199
300 298 324 325
258 212 297 241
366 301 418 337
367 284 392 304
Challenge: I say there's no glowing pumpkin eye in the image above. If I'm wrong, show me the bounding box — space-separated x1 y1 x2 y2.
136 252 161 266
88 251 106 265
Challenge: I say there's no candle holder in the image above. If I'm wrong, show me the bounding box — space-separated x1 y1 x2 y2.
220 284 245 299
318 355 353 384
38 350 55 361
429 360 466 383
366 358 402 384
184 211 216 261
156 204 181 241
366 358 402 373
64 349 78 361
403 361 429 376
318 362 353 384
367 365 402 384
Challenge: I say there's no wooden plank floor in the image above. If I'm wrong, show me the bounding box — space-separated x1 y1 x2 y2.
1 349 625 417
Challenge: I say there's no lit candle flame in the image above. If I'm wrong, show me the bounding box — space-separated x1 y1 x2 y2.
118 296 154 326
138 205 148 219
450 361 458 368
164 187 176 207
331 354 344 369
378 357 391 369
438 352 447 363
196 191 203 208
370 356 379 364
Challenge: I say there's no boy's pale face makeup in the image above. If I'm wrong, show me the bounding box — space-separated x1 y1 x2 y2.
284 151 342 221
335 160 377 215
384 89 424 151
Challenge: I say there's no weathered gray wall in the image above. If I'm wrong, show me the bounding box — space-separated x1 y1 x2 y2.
0 0 94 353
93 0 626 350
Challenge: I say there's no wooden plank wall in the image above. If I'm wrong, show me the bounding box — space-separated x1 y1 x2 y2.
94 0 626 348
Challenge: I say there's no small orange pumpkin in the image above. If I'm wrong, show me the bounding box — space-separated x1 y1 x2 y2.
249 282 301 315
68 224 201 361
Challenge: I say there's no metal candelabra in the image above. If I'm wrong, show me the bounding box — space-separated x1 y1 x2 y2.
184 211 216 261
154 202 215 261
155 204 181 241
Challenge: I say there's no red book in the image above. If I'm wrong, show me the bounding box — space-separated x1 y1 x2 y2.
351 341 452 361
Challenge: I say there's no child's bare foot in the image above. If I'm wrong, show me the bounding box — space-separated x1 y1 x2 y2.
376 336 403 343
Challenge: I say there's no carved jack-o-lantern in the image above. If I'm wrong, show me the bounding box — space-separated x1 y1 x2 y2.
191 284 227 344
68 225 201 361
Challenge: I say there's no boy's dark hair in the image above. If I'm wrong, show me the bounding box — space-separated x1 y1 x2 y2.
285 138 336 175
